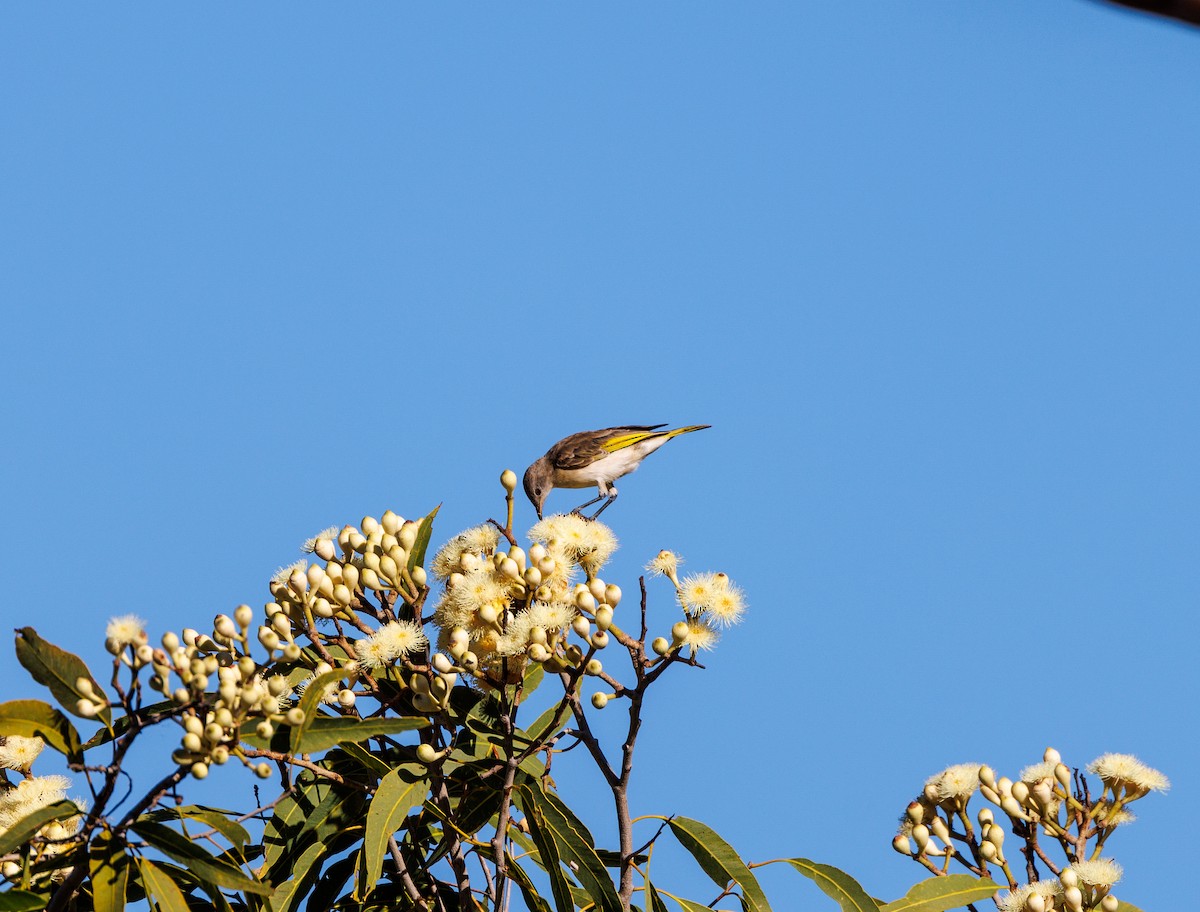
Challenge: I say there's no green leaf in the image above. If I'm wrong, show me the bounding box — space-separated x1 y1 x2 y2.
505 852 553 912
242 715 428 755
668 817 771 912
14 628 111 726
0 799 79 856
146 805 250 851
357 764 430 901
646 880 670 912
781 859 875 912
656 891 714 912
0 699 83 762
877 875 999 912
259 769 367 883
513 781 622 912
338 739 392 778
80 700 175 752
290 670 351 755
523 661 544 696
1115 903 1144 912
138 857 189 912
0 891 50 912
89 831 130 912
267 839 326 912
520 785 574 912
406 505 440 572
131 820 272 895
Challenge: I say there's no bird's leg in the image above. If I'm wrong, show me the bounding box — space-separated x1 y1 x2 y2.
588 486 618 520
570 485 610 516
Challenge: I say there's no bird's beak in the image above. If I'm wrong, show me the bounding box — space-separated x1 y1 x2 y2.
536 506 543 520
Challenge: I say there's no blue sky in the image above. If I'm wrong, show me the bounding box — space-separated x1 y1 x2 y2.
2 3 1196 909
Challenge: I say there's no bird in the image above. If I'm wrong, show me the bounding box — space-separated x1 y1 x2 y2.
523 424 710 520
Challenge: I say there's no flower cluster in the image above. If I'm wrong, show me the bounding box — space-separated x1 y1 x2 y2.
645 551 746 655
0 742 83 884
893 748 1167 911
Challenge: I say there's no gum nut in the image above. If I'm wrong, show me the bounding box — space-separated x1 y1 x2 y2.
671 621 689 642
338 689 356 708
604 584 621 607
411 566 427 587
651 637 670 655
255 762 273 778
417 743 440 764
283 643 302 660
501 469 518 492
315 538 336 561
590 631 609 649
191 761 209 780
399 523 418 550
590 692 608 709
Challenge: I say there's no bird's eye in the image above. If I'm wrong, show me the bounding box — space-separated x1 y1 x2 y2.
535 487 542 495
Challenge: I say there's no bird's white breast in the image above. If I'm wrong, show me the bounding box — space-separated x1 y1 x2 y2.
555 437 671 488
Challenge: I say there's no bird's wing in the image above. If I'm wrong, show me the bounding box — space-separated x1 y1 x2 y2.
548 425 667 469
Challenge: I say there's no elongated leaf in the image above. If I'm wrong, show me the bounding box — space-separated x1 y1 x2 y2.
146 805 250 851
14 628 111 726
505 852 553 912
520 786 574 912
668 817 771 912
782 859 875 912
357 764 429 900
242 715 427 754
406 505 440 572
90 831 130 912
268 839 326 912
659 893 717 912
646 880 671 912
0 699 83 762
339 739 392 778
0 799 79 856
81 700 175 752
303 851 358 912
878 875 998 912
0 891 50 912
260 771 367 881
513 782 622 912
290 670 351 754
138 857 189 912
131 820 272 895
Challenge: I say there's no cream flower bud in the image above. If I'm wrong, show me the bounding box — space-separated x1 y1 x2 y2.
930 817 951 844
572 616 591 638
211 745 230 765
285 708 305 727
891 835 912 855
307 564 327 590
588 578 607 602
338 689 356 708
432 653 455 674
214 615 237 639
256 720 275 739
978 808 994 826
77 699 98 717
528 643 550 662
288 569 309 595
333 584 353 606
399 523 418 550
590 631 609 649
1063 886 1083 911
381 510 403 534
315 538 336 561
348 532 367 554
271 614 290 635
361 515 380 536
182 732 203 753
135 644 154 665
341 564 360 590
255 762 273 778
1011 781 1030 804
1055 763 1071 789
590 693 609 709
184 716 204 735
1027 895 1046 912
594 606 613 631
1099 896 1119 912
575 590 597 612
1059 870 1078 889
906 802 924 825
361 568 382 591
411 566 427 587
479 604 499 625
1000 797 1027 820
911 824 929 853
232 604 253 629
379 555 399 582
671 620 689 642
416 743 441 765
162 631 180 651
980 785 1001 805
997 777 1013 797
538 556 557 576
173 688 190 704
604 584 621 607
979 841 997 861
979 765 996 788
500 468 518 492
529 543 547 562
985 825 1004 847
191 761 209 780
584 659 603 675
313 597 334 618
182 628 199 647
1044 746 1061 765
501 559 521 581
651 637 670 655
524 566 543 587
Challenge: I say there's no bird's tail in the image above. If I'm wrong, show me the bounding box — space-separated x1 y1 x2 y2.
600 425 710 454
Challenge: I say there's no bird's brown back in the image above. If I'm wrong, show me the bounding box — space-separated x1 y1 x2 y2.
545 424 668 470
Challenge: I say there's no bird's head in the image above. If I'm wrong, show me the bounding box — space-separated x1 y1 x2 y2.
523 459 553 520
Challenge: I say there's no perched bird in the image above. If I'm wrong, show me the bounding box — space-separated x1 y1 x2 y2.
523 424 710 520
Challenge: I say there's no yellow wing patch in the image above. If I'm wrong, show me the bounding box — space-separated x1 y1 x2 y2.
600 432 658 453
